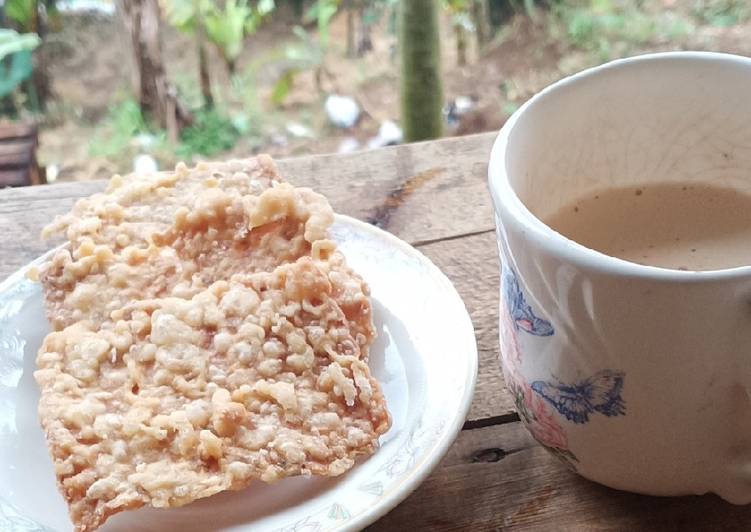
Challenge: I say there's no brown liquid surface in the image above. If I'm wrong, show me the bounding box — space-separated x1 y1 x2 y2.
544 183 751 271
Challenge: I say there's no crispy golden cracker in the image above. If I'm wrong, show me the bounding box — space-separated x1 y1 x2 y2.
35 157 388 531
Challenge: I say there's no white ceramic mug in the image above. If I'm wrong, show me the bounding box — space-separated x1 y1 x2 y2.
488 52 751 504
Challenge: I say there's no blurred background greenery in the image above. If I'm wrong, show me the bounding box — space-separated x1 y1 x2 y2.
0 0 748 182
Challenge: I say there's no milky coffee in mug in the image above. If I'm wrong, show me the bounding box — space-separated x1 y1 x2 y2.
544 182 751 271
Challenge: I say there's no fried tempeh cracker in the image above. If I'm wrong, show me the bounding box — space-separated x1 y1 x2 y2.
35 157 390 531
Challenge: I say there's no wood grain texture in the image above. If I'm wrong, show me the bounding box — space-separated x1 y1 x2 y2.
278 132 497 244
0 132 497 280
417 230 513 421
368 421 751 531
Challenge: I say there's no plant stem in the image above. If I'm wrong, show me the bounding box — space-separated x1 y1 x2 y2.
472 0 490 51
455 22 467 66
346 2 356 58
117 0 191 139
399 0 444 142
196 20 213 108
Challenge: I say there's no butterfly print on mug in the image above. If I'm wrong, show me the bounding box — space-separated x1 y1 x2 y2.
531 369 626 424
502 267 554 337
507 376 579 464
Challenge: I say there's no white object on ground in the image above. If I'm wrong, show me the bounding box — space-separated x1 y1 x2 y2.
367 120 403 149
46 164 59 183
325 95 360 128
454 96 475 115
285 122 314 139
337 137 360 154
270 133 288 146
56 0 115 14
445 95 477 127
133 154 158 175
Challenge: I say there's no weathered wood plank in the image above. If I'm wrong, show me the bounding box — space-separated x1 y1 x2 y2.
0 133 497 280
0 168 34 188
417 230 512 421
0 121 38 141
281 132 496 244
0 139 35 163
368 421 751 531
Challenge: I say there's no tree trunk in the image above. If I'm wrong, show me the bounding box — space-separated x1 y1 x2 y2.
488 0 513 31
399 0 443 142
31 49 51 112
226 58 237 76
117 0 190 141
290 0 305 19
314 66 323 93
455 23 467 66
357 5 373 57
196 16 213 108
345 4 356 58
27 0 52 110
471 0 490 51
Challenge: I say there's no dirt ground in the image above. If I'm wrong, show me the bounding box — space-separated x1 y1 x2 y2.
36 2 751 181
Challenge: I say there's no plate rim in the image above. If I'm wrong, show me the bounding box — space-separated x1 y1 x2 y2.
0 214 479 532
331 216 478 531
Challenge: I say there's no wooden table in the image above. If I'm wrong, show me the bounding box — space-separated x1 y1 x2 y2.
2 132 749 530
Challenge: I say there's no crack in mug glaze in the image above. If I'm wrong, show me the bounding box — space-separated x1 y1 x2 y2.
489 51 751 504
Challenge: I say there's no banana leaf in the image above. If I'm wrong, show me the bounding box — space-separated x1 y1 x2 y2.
0 49 34 98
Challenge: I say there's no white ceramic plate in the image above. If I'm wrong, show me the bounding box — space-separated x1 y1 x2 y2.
0 215 477 532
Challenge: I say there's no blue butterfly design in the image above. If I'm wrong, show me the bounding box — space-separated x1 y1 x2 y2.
531 370 626 424
502 268 554 336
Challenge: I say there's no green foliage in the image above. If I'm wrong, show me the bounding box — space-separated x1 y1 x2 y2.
286 25 326 67
270 69 295 106
400 0 443 141
5 0 37 30
0 29 40 61
177 108 240 158
270 0 397 106
227 67 267 135
89 99 151 157
0 50 33 100
164 0 275 34
161 0 198 30
692 0 750 26
246 0 276 32
304 0 340 47
204 0 252 66
106 100 148 140
163 0 275 70
442 0 473 26
551 0 692 60
502 101 520 115
172 71 205 110
90 99 241 164
443 0 469 14
270 25 325 106
0 29 41 99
